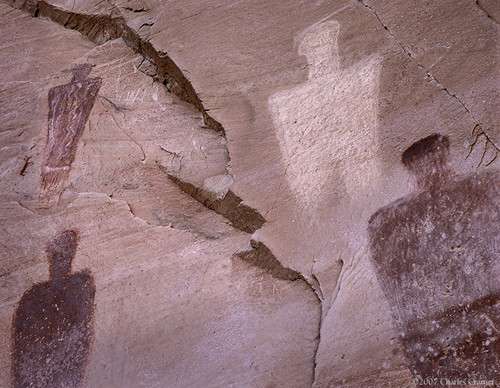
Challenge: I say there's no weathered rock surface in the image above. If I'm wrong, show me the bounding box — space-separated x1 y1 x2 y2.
1 0 499 386
0 4 319 387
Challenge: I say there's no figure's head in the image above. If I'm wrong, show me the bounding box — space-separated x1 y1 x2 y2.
47 230 79 281
298 20 340 78
71 64 93 82
402 133 450 189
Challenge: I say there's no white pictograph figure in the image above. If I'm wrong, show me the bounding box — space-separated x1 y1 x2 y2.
269 20 381 213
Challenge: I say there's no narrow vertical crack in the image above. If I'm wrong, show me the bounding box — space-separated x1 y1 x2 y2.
311 310 322 388
234 240 323 387
5 2 325 384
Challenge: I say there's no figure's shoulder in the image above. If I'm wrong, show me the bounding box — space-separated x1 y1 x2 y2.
368 169 500 236
457 169 500 189
14 282 51 325
68 271 95 293
368 191 424 230
445 169 500 204
18 282 50 303
88 76 102 89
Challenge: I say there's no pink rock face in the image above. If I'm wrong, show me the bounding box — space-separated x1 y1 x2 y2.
369 134 500 381
12 230 95 388
0 4 320 388
41 64 102 195
1 0 499 387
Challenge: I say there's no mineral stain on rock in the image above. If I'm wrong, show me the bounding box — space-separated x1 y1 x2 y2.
12 230 95 388
41 64 102 194
369 134 500 381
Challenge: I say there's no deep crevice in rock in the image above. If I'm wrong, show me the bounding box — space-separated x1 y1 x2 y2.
6 0 225 136
235 241 304 281
5 2 324 385
166 174 266 234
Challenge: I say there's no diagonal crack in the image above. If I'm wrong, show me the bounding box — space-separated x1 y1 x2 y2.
5 2 324 384
474 0 500 25
167 170 323 387
235 240 323 387
465 123 499 167
106 107 146 162
357 0 500 156
165 173 266 234
5 0 226 136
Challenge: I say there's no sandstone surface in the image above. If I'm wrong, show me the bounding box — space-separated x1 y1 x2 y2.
1 0 499 387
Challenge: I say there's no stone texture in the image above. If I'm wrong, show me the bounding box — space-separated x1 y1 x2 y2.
1 0 499 386
0 4 319 387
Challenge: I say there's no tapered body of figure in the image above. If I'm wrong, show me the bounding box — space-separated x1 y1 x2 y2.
12 230 95 388
41 64 102 194
369 134 500 381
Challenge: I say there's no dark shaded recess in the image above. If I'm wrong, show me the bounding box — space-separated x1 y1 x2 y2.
235 242 304 282
368 133 500 381
19 156 32 176
12 230 95 388
167 175 266 234
123 7 149 13
14 0 225 135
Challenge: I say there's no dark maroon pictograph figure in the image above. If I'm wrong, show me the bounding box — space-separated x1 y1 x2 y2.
41 64 102 194
12 230 95 387
369 134 500 381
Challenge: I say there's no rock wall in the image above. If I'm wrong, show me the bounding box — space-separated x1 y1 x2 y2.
0 0 498 387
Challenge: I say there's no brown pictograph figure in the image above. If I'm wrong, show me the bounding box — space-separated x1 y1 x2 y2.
12 230 95 388
41 64 102 195
369 134 500 382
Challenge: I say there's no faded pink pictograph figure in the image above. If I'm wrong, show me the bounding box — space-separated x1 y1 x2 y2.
41 64 102 196
269 20 381 214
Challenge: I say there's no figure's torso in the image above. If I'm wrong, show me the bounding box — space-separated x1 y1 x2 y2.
13 272 95 388
369 170 500 379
